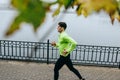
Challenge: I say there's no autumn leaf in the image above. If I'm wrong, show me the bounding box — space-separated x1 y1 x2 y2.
74 0 120 24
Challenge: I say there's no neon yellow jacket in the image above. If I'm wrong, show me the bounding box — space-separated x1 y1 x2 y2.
56 31 77 57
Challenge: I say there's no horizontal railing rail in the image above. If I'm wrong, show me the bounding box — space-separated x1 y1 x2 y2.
0 40 120 69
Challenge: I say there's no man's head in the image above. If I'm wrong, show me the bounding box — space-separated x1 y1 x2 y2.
57 22 67 33
58 22 67 30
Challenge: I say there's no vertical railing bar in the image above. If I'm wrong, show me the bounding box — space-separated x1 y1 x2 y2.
87 46 90 63
79 46 81 61
9 41 11 59
47 39 49 64
99 47 102 63
0 40 1 56
70 51 72 60
97 47 99 63
43 44 45 58
37 42 39 59
22 42 24 59
1 41 3 58
56 48 58 59
114 47 118 66
107 47 110 65
35 43 38 58
51 47 54 59
36 43 38 59
39 44 41 59
31 43 33 59
11 41 13 57
91 46 94 62
71 48 74 60
103 47 106 63
3 41 6 57
37 43 39 59
26 42 28 58
15 41 17 58
76 48 78 61
19 42 21 59
115 48 119 63
83 45 86 61
111 48 114 65
14 41 16 59
34 43 37 58
23 42 25 58
7 41 9 58
75 48 77 60
97 47 100 64
95 46 97 62
54 47 56 60
118 61 120 69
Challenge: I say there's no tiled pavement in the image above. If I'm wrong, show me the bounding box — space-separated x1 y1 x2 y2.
0 60 119 80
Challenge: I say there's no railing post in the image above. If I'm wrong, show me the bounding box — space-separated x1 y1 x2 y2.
0 40 1 56
47 39 49 64
118 61 120 69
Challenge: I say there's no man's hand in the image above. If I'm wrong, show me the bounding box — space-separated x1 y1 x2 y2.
51 41 56 47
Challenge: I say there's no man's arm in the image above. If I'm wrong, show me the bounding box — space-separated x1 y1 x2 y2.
64 36 77 55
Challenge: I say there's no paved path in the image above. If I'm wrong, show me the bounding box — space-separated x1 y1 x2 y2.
0 60 119 80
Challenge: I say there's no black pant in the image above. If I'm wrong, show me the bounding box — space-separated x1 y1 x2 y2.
54 54 82 80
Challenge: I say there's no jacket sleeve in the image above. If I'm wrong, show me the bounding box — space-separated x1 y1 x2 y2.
64 35 77 55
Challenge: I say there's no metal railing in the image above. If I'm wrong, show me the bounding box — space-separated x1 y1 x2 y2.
0 40 120 68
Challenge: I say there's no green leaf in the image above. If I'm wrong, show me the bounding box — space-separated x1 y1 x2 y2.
52 0 74 17
5 15 22 36
5 0 50 36
58 0 74 9
52 4 61 17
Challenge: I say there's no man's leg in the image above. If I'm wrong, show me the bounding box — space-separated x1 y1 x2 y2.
54 56 65 80
65 56 83 79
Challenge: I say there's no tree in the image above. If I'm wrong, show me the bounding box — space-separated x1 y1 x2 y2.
3 0 120 36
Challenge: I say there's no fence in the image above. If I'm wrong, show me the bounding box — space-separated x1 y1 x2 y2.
0 40 120 68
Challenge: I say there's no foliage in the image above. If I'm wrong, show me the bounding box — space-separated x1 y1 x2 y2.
3 0 120 36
